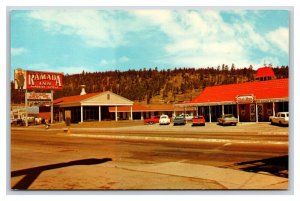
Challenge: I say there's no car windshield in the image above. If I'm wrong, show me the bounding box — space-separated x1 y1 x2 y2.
161 116 167 119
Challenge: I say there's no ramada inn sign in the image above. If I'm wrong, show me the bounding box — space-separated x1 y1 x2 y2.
14 68 63 91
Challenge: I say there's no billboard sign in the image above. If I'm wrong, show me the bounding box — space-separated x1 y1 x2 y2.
26 92 52 100
14 68 27 90
236 95 255 104
26 70 63 90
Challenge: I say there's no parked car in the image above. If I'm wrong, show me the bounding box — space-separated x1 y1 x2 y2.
180 113 193 121
269 112 289 126
159 115 171 125
144 115 160 124
11 118 23 126
173 116 186 126
217 114 238 126
192 116 205 126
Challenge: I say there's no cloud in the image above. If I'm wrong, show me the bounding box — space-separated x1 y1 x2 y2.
28 10 127 48
11 47 28 56
26 10 288 69
100 56 129 66
267 27 289 54
25 63 94 75
132 10 288 68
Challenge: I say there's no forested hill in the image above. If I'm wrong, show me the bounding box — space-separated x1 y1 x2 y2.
11 66 289 105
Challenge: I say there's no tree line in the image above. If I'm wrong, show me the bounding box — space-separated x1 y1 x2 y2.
11 65 289 105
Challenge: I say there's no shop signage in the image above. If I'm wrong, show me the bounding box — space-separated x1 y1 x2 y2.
26 92 52 100
26 70 63 90
28 101 52 107
236 95 255 104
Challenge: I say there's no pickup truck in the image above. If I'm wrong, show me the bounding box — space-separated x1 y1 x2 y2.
269 112 289 126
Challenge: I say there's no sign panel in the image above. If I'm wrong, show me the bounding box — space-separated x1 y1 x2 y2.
26 92 52 100
26 70 63 90
236 95 255 104
65 110 71 118
14 68 27 90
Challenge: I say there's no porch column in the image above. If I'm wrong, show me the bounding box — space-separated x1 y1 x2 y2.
222 105 224 115
51 90 53 124
236 104 240 122
196 106 199 116
255 103 258 123
141 112 144 120
130 105 133 120
272 102 275 116
80 105 83 123
99 106 101 122
209 105 211 123
115 106 118 121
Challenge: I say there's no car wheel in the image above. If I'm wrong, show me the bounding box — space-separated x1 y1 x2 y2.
149 121 153 125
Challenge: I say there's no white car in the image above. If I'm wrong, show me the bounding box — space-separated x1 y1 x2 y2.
159 115 171 125
180 114 194 122
269 112 289 126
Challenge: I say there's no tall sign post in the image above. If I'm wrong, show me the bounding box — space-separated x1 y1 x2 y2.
14 68 63 126
14 68 28 126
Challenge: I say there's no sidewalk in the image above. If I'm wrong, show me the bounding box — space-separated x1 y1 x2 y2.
106 161 288 189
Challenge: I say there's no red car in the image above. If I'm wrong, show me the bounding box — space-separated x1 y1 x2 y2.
144 116 160 124
192 116 206 126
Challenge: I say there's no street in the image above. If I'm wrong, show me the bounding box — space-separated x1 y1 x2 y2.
10 123 289 190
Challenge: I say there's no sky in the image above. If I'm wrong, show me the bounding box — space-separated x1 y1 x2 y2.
10 9 289 79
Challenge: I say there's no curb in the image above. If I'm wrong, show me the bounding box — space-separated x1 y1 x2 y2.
57 133 288 153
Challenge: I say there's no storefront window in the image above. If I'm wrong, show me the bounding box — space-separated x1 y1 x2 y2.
278 101 289 112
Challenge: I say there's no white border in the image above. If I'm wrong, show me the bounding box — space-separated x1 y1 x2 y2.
2 0 299 201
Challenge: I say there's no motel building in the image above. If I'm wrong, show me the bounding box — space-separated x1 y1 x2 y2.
53 89 195 123
53 90 134 123
108 105 195 120
179 66 288 123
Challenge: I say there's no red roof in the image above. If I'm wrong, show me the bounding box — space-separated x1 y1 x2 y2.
108 104 194 112
191 78 288 104
54 92 103 105
256 67 275 78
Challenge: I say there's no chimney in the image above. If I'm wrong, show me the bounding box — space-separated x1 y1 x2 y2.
80 85 86 95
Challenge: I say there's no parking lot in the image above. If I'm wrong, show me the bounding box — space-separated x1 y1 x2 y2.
15 120 289 134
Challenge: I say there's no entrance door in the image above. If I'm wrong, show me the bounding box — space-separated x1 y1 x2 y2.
250 104 256 122
257 104 264 121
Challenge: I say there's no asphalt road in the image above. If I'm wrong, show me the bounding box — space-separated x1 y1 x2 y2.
10 124 289 190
